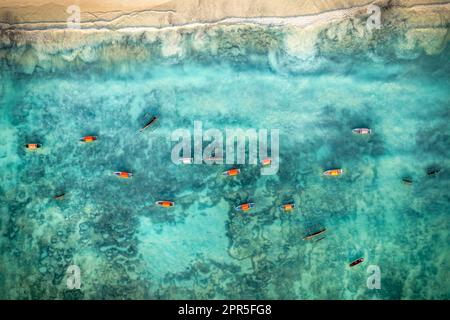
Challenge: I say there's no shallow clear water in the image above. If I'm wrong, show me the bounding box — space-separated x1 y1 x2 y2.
0 49 449 299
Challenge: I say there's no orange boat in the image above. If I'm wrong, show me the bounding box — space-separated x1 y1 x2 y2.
235 203 255 212
114 171 133 179
25 143 41 150
155 200 175 208
80 135 97 143
323 169 343 176
261 158 272 166
222 168 240 176
280 202 295 212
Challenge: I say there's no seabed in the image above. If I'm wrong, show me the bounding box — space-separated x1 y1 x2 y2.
0 2 449 300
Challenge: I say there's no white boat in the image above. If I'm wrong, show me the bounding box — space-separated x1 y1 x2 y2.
352 128 372 135
179 157 193 164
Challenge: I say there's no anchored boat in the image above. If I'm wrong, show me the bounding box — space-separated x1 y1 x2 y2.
53 193 65 200
140 116 158 132
179 157 193 164
280 202 295 212
261 158 272 166
223 168 240 176
155 200 175 208
402 177 413 185
80 135 97 143
25 143 41 150
352 128 372 135
323 169 343 176
204 156 223 162
235 203 255 212
114 171 133 179
349 258 364 267
303 228 327 240
427 167 441 176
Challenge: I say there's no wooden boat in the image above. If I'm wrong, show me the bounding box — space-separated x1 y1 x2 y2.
114 171 133 179
140 116 158 132
261 158 272 166
323 169 343 176
179 157 193 164
204 156 224 162
222 168 240 176
280 202 295 212
53 193 65 200
427 168 441 176
235 203 255 212
352 128 372 135
80 135 97 143
349 258 364 267
303 228 327 240
25 143 41 150
402 177 413 185
155 200 175 208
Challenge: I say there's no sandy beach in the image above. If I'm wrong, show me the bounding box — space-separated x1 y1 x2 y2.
0 1 448 75
1 0 449 29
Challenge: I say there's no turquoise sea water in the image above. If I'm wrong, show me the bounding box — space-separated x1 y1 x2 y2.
0 45 449 299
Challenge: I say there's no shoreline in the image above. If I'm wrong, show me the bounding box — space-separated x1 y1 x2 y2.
1 2 449 31
0 1 449 74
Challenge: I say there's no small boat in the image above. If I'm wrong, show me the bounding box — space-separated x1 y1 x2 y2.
352 128 372 135
80 135 97 143
261 158 272 166
402 177 413 185
204 156 224 162
179 157 193 164
140 116 158 132
303 228 327 240
155 200 175 208
427 168 441 176
349 258 364 267
25 143 41 150
114 171 133 179
323 169 343 176
53 193 65 200
235 203 255 212
223 168 240 177
280 202 295 212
